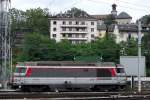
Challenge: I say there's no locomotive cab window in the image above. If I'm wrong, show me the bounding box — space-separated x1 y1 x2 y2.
15 67 26 73
116 68 124 73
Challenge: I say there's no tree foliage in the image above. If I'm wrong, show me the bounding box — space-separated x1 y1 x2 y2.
10 8 26 32
64 7 91 17
16 34 121 63
140 14 150 25
120 38 138 56
17 33 56 61
25 8 49 35
10 7 49 36
142 32 150 71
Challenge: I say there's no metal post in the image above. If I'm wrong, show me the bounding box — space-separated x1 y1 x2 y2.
0 0 11 89
138 20 141 93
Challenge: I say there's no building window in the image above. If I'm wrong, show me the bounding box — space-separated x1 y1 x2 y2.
62 28 66 31
62 34 66 37
91 22 94 25
128 33 131 39
53 34 56 37
91 28 94 32
82 28 86 31
91 34 94 38
76 28 79 31
76 34 79 38
82 34 85 38
81 21 85 25
69 21 72 25
69 28 72 31
76 21 79 25
63 21 66 25
68 34 72 37
53 28 57 31
53 21 57 25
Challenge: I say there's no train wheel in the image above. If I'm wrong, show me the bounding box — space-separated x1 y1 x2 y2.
118 85 126 91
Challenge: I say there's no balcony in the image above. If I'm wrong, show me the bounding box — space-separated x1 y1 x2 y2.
61 30 88 34
61 24 88 28
61 37 87 40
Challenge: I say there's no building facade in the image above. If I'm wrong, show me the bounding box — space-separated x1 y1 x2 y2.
50 4 149 44
49 16 97 44
93 4 147 43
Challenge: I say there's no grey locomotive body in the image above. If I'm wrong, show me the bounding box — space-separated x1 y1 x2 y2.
12 61 127 91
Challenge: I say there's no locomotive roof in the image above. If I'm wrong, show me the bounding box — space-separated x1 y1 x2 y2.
17 61 116 67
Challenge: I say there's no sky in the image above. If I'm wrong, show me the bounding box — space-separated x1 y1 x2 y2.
11 0 150 22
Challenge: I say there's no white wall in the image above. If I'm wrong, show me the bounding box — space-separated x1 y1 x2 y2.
116 19 132 24
120 56 146 76
50 19 97 43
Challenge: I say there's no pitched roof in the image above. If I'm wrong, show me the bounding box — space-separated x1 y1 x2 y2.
50 13 97 20
91 14 108 20
118 24 137 32
117 12 132 19
98 24 149 32
108 24 138 32
97 24 106 30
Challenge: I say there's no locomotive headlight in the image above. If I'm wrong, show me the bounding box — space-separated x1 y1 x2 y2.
19 85 21 88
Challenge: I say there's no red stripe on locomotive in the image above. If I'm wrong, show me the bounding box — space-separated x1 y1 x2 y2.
25 68 32 77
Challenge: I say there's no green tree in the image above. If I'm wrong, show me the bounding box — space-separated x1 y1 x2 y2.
64 7 91 17
17 33 56 61
9 8 26 45
25 8 49 35
120 38 138 56
140 14 150 25
56 40 74 61
92 37 120 62
142 32 150 75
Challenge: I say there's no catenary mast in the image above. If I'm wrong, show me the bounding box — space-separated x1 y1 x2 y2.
0 0 11 88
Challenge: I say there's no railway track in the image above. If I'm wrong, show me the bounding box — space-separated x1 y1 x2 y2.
0 91 150 99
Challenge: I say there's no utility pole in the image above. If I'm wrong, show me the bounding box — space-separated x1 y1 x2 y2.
138 20 141 93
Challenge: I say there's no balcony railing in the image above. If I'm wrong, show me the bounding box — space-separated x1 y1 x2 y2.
61 37 87 40
61 24 88 27
61 30 88 34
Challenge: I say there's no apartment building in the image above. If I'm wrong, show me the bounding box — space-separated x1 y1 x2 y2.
49 14 97 44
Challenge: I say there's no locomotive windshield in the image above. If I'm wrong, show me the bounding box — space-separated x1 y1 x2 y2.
15 67 26 73
116 68 124 73
14 67 27 77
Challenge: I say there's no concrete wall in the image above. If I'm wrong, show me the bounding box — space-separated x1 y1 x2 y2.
116 19 132 24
